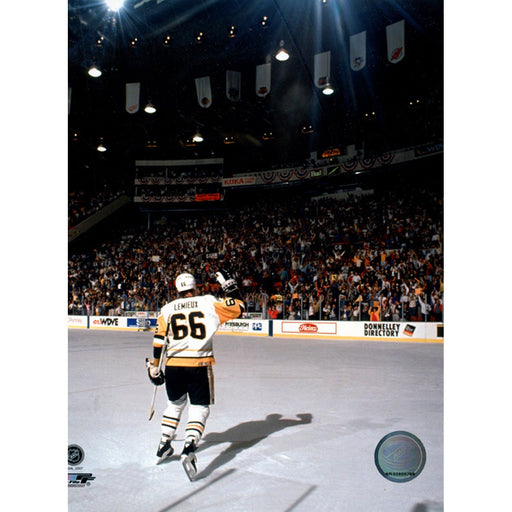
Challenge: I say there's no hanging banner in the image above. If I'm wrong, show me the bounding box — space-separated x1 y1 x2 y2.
386 20 405 63
314 51 331 88
125 82 140 114
255 63 271 97
349 30 366 71
195 76 212 108
226 70 241 102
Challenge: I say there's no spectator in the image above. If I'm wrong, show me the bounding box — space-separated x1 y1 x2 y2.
431 296 443 321
352 302 361 321
391 300 401 322
340 303 352 321
417 294 432 322
369 305 379 321
408 291 418 321
268 302 279 319
308 293 320 320
381 298 392 322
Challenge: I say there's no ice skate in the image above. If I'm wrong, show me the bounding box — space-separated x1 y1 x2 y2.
156 438 174 464
180 440 198 480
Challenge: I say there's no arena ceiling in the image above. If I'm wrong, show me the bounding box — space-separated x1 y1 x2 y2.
68 0 443 186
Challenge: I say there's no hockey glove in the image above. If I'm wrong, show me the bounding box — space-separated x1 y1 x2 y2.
146 359 165 386
215 269 242 300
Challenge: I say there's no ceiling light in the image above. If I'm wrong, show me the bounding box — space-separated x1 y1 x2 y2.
192 132 204 142
97 139 107 152
144 101 156 114
322 83 334 95
105 0 125 11
275 40 289 61
88 65 102 78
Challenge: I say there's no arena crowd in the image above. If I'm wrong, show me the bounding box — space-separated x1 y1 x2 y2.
69 188 126 227
68 184 443 322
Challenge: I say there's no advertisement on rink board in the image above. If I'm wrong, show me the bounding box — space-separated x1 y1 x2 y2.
279 320 338 336
273 320 443 342
69 315 443 342
217 319 268 335
77 316 266 333
86 316 157 330
68 315 89 328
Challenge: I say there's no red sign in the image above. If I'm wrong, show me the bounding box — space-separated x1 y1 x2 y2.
299 323 319 333
195 193 221 202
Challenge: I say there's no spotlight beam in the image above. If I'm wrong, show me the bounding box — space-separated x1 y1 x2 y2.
105 0 125 11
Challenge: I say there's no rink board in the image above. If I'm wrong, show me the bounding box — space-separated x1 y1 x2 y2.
68 315 443 343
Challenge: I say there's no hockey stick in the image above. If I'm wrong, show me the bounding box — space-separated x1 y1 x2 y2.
147 337 168 421
147 314 173 421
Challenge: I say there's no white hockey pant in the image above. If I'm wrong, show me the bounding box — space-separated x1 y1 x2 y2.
185 404 210 446
160 394 187 443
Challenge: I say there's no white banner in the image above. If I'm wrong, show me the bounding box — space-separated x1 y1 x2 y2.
386 20 405 63
68 315 88 328
350 31 366 71
125 82 140 114
217 319 268 335
273 320 443 342
255 63 271 97
195 76 212 108
280 320 338 336
88 316 158 330
226 70 241 101
90 316 127 329
314 51 331 88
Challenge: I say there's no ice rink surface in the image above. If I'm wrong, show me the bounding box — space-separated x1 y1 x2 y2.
68 329 443 512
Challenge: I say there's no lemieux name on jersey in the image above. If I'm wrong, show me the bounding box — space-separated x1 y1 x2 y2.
173 300 199 311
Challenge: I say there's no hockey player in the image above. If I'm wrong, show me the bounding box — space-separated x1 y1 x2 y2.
146 269 244 479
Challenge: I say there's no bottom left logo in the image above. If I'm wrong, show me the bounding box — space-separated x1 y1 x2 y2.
68 444 96 487
68 473 96 487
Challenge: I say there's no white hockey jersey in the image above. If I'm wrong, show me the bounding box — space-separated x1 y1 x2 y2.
153 294 244 367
